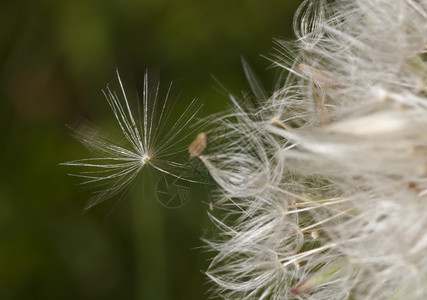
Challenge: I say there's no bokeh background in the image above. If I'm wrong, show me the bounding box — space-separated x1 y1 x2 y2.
0 0 302 299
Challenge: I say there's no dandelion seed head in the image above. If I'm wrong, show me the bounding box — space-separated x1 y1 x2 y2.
204 0 427 299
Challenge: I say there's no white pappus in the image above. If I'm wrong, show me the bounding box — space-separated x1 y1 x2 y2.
201 0 427 299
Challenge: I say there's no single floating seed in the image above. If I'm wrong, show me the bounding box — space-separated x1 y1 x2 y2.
189 132 207 157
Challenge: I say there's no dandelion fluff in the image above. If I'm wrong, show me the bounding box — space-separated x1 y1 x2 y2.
62 71 202 210
203 0 427 299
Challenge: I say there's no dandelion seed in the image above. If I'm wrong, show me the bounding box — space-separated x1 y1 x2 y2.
188 132 207 158
62 70 202 210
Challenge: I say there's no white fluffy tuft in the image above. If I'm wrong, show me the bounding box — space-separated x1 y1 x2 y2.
203 0 427 299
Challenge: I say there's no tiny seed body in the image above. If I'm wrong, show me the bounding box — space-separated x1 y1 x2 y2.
189 132 207 157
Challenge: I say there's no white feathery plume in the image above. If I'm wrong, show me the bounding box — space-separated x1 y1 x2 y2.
62 70 202 210
202 0 427 299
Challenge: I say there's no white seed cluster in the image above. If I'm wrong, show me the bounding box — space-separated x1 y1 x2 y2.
202 0 427 299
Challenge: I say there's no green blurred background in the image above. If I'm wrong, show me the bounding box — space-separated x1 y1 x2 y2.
0 0 301 299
